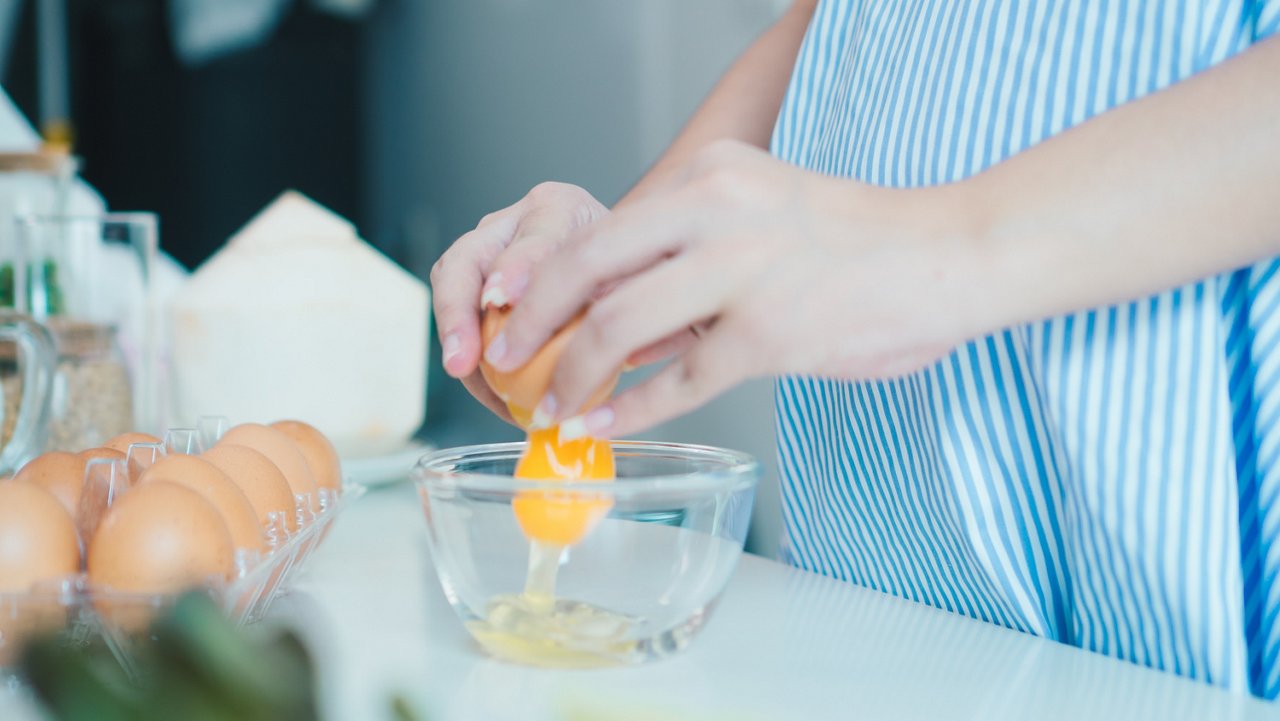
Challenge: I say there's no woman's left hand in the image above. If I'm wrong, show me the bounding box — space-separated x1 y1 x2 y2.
481 139 988 439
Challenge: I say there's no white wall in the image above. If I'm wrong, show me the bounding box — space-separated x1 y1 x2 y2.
364 0 789 555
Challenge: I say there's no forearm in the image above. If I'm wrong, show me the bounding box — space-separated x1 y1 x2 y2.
959 35 1280 336
618 0 817 207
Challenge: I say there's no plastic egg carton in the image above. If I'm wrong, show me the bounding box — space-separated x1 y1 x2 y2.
0 419 366 666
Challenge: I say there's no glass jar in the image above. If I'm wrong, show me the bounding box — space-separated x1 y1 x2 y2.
51 320 131 450
0 318 133 453
1 214 159 453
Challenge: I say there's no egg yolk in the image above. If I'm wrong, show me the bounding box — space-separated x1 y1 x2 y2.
512 427 614 547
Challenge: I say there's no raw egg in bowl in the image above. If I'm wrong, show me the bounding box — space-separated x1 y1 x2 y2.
414 441 758 669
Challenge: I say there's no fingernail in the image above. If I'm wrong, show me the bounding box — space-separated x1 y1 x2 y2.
481 276 508 309
559 406 614 442
484 332 507 364
442 333 462 366
530 394 557 429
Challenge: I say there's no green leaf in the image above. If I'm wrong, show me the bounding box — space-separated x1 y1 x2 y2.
149 592 288 717
18 634 145 721
18 591 323 721
389 693 427 721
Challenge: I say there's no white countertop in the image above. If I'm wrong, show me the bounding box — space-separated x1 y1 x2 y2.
283 483 1280 721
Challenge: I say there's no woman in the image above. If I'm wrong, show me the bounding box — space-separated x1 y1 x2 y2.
431 0 1280 698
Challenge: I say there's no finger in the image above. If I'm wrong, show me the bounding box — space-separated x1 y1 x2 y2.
480 206 579 309
487 195 696 372
432 209 523 378
540 256 728 420
625 327 699 368
459 371 517 426
558 322 753 440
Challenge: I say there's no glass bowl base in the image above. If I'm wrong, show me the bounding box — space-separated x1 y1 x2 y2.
464 594 717 669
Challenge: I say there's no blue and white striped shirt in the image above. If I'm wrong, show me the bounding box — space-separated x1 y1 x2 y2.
771 0 1280 698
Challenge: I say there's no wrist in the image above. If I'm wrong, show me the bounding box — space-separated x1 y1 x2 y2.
805 173 998 354
849 179 1005 350
931 178 1014 343
957 164 1108 336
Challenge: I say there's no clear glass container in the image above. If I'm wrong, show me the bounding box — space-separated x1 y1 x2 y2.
2 213 160 450
24 319 132 451
414 441 759 668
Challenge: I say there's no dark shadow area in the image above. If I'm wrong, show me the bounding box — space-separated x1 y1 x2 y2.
4 0 364 270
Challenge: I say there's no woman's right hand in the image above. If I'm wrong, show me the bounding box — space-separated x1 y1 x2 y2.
431 182 610 423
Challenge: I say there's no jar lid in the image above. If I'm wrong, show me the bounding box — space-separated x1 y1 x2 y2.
0 151 78 175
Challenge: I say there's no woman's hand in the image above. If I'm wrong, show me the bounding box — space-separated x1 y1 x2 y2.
483 140 985 439
430 182 609 423
440 36 1280 437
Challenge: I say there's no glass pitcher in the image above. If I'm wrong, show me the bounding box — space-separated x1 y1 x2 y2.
0 312 56 474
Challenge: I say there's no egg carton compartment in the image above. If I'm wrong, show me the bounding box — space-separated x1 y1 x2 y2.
0 488 366 674
0 421 367 671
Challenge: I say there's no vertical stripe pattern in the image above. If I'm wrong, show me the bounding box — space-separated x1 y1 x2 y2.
771 0 1280 698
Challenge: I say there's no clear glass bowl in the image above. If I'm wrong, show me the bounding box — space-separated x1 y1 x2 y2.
414 441 759 669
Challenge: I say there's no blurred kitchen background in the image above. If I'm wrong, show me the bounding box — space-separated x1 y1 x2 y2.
0 0 789 555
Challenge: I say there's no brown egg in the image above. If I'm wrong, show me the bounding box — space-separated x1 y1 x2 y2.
217 424 318 499
88 482 234 594
14 451 89 517
0 481 80 592
270 420 342 492
102 432 163 455
479 305 620 428
80 447 127 464
136 455 266 552
0 480 72 655
202 445 299 534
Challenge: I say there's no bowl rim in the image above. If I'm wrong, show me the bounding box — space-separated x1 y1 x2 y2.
413 440 760 497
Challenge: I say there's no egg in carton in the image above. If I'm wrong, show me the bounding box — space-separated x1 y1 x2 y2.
0 418 365 665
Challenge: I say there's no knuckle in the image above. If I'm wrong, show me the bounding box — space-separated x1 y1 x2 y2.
527 181 569 203
429 248 473 289
527 182 600 221
429 254 448 284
